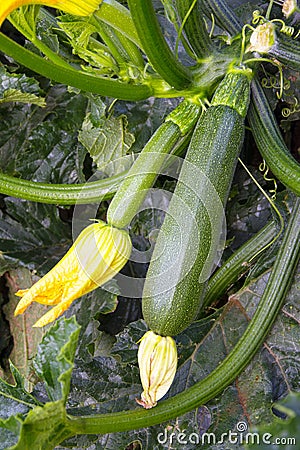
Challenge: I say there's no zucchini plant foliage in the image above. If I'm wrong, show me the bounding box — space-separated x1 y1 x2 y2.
0 0 299 449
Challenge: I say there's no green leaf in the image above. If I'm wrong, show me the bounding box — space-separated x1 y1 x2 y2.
0 89 45 107
0 398 27 450
247 392 300 450
67 283 119 362
0 198 71 274
0 317 81 449
9 400 72 450
8 5 40 40
33 317 80 403
0 66 45 107
0 363 39 408
57 15 117 73
78 97 135 177
0 85 88 183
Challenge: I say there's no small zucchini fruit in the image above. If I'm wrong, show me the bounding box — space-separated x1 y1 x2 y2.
107 100 200 229
142 69 252 337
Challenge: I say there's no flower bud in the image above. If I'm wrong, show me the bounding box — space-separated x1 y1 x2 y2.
249 22 276 53
14 221 132 327
137 330 177 409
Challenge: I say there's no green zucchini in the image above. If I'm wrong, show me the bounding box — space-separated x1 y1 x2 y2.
248 77 300 196
142 70 251 336
107 100 200 229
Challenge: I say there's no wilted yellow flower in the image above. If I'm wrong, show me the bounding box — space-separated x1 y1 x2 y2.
282 0 298 18
249 22 276 53
14 221 132 327
136 330 177 409
0 0 101 26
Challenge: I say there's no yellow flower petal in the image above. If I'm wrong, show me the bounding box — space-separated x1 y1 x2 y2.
137 330 177 409
14 221 132 327
0 0 101 26
282 0 297 18
249 22 276 54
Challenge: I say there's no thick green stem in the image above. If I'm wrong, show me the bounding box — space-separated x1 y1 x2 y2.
95 0 142 49
0 33 152 101
0 171 125 205
66 151 300 435
248 77 300 196
127 0 193 90
91 19 133 65
201 220 278 313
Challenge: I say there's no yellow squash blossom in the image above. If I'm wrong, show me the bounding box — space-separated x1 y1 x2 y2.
282 0 298 18
136 330 177 409
249 22 276 54
14 221 132 327
0 0 101 26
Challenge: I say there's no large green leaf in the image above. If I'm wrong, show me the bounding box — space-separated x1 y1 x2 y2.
78 96 135 177
0 317 81 449
0 66 45 107
0 397 28 450
0 198 71 274
33 317 80 403
0 85 88 183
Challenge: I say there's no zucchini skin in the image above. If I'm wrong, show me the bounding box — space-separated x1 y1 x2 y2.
143 104 245 336
248 78 300 196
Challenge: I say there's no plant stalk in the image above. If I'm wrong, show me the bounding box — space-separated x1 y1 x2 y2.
127 0 193 90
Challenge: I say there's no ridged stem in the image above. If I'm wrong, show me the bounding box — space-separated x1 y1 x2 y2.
248 77 300 196
0 33 152 101
127 0 193 90
269 33 300 71
0 172 125 205
95 0 142 49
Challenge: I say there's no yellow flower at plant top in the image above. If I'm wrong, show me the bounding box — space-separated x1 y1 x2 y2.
282 0 298 18
0 0 101 26
136 330 177 409
249 22 276 54
14 221 132 328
